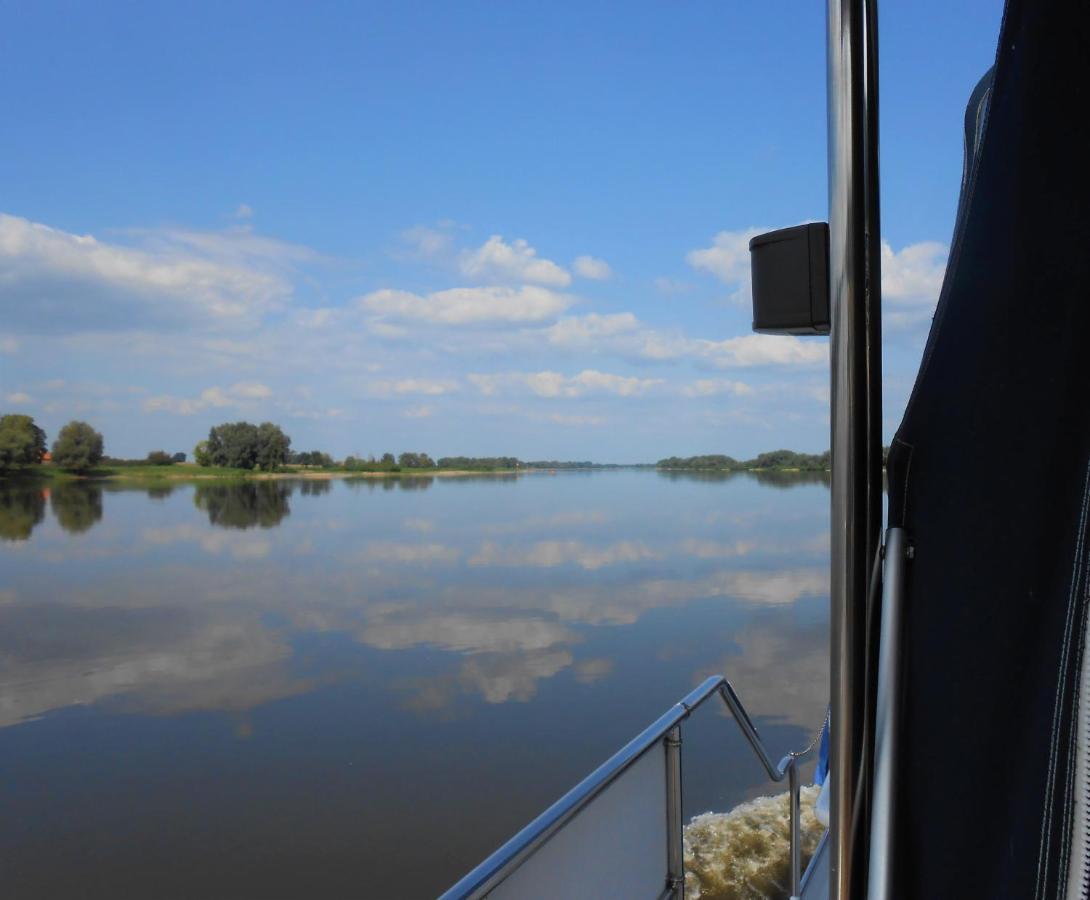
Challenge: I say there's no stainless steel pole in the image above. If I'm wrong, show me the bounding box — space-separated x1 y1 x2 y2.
867 528 905 900
789 761 802 899
665 726 684 899
827 0 883 897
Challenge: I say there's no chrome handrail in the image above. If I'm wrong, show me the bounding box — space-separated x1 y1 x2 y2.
439 674 821 900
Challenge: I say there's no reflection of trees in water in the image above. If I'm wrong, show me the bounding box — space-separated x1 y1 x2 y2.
298 479 332 496
655 469 831 489
440 473 519 486
0 485 46 541
193 482 293 529
345 476 435 492
656 470 744 484
746 470 831 489
397 476 433 491
51 483 104 534
101 482 178 501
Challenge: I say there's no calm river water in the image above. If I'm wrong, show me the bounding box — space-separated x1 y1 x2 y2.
0 470 830 899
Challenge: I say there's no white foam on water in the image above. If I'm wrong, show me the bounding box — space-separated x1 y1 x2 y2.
684 784 823 900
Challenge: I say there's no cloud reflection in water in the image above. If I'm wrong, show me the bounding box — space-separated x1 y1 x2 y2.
0 473 830 729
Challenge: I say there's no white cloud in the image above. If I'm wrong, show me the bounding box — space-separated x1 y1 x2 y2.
697 334 827 368
355 542 460 565
0 607 302 726
460 235 571 287
537 314 824 371
0 213 299 334
678 539 757 559
482 510 608 533
5 391 32 404
881 241 947 303
359 613 573 654
403 405 434 419
469 539 659 571
0 336 18 353
687 227 946 329
573 658 614 683
572 255 612 280
726 570 827 605
143 382 273 415
686 227 765 305
457 648 575 704
233 203 254 219
399 224 455 260
367 378 460 397
359 285 572 325
366 320 410 338
682 378 755 397
468 368 663 398
881 240 948 330
654 277 693 295
545 312 640 347
231 381 273 399
143 524 272 561
548 413 606 426
133 224 318 268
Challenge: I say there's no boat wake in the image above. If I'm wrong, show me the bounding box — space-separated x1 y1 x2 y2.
684 784 823 900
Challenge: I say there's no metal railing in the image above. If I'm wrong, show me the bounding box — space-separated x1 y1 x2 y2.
439 675 822 900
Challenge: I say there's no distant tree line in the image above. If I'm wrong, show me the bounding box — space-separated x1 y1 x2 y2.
342 451 437 472
144 450 186 465
523 460 594 469
436 456 519 470
343 452 397 472
657 450 832 471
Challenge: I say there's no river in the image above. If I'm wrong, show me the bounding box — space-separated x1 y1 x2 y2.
0 469 830 898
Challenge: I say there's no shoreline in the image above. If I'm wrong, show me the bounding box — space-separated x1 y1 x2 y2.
0 464 838 484
0 466 532 483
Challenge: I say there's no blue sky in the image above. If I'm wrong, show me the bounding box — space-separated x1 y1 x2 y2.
0 0 1003 461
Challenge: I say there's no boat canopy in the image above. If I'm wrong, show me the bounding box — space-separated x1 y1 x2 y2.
884 0 1090 895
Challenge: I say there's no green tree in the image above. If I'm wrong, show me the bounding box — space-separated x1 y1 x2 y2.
207 422 258 468
204 421 291 470
398 451 435 469
52 421 104 472
380 452 396 466
0 414 47 469
146 450 174 465
289 449 331 467
437 456 520 470
256 422 291 471
193 440 212 466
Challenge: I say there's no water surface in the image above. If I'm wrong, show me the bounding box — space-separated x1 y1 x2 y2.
0 471 829 898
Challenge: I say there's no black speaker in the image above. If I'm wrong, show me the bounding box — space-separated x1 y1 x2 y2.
749 223 830 335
